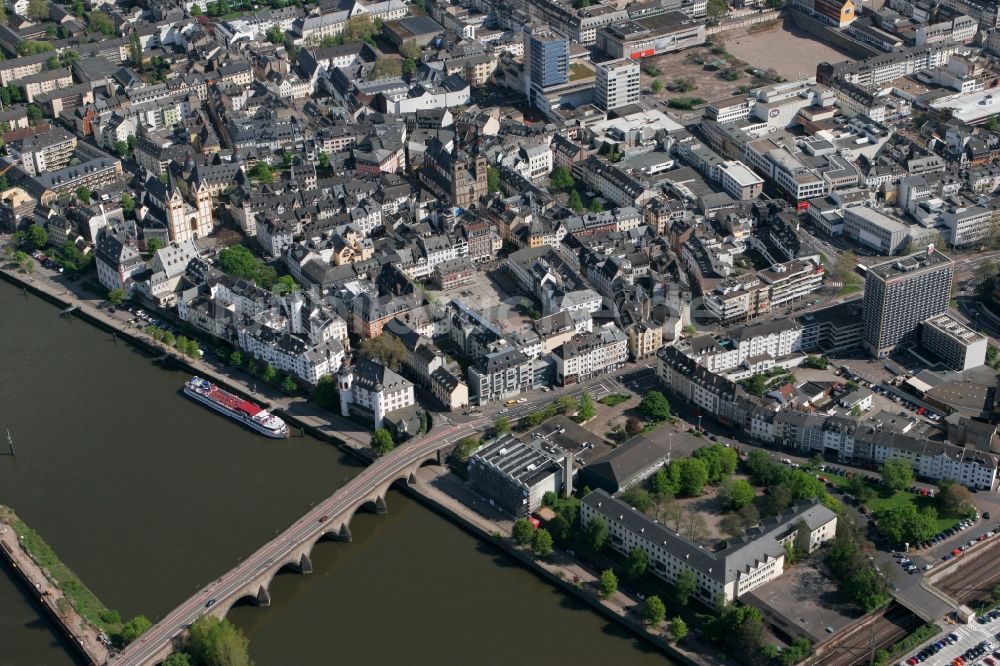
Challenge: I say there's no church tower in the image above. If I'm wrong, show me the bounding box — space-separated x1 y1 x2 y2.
338 361 353 417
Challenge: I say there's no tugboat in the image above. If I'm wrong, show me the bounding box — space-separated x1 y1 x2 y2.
183 376 289 438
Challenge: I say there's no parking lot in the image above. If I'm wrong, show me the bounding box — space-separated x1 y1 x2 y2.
901 614 1000 666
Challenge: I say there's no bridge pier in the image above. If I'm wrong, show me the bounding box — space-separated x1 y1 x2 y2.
374 495 388 515
298 553 313 575
256 585 271 607
339 523 352 542
408 471 418 486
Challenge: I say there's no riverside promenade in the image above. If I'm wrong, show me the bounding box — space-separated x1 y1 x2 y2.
0 511 109 666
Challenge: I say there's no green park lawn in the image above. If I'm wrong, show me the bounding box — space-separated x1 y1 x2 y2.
865 490 958 534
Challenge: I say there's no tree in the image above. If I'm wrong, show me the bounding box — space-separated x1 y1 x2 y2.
186 616 252 666
741 373 769 397
577 392 595 421
531 527 553 557
692 443 738 483
261 364 279 384
707 0 729 19
253 161 273 183
626 547 648 580
88 10 117 36
454 435 480 462
76 186 92 203
621 486 652 512
45 54 60 71
162 653 192 666
759 484 793 516
720 512 746 538
118 615 152 645
992 584 1000 607
555 394 577 414
229 349 244 367
780 638 813 666
745 450 787 486
401 57 416 77
937 480 975 518
642 595 666 626
399 41 421 61
549 166 574 190
19 223 47 250
584 516 608 551
273 274 299 295
371 428 394 456
368 57 401 80
589 198 603 213
599 569 618 599
675 569 696 606
638 391 671 422
317 152 331 172
719 477 754 510
650 78 663 94
512 517 534 545
218 245 264 283
835 250 859 287
567 189 584 213
313 374 338 410
881 458 913 492
190 2 202 14
670 616 689 642
27 0 48 20
876 503 937 546
493 416 510 435
121 192 135 217
846 474 875 504
266 25 284 43
358 335 407 372
625 417 643 436
107 288 125 306
128 31 144 72
683 508 707 541
487 166 500 192
671 458 709 497
12 250 30 272
25 103 42 124
17 41 54 56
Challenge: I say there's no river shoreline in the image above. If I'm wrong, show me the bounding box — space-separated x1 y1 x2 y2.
0 507 108 666
0 264 716 666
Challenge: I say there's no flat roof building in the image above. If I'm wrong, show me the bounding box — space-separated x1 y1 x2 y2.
862 248 954 358
595 58 640 112
921 313 987 371
468 434 564 517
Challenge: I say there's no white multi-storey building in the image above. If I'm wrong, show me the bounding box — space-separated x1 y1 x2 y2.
338 357 415 429
581 490 837 603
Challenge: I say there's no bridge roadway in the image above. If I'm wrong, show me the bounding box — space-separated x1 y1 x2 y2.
112 422 463 666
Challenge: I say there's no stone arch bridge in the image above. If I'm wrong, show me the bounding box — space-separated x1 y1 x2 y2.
113 425 461 666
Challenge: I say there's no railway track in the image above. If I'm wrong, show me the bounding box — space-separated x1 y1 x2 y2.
936 540 1000 607
813 604 923 666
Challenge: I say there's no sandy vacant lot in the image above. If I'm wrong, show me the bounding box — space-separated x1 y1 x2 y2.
723 21 856 81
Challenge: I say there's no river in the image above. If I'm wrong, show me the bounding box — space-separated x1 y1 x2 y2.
0 278 672 665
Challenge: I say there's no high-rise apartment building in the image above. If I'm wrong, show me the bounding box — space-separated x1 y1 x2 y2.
594 58 640 111
862 247 954 358
526 27 568 107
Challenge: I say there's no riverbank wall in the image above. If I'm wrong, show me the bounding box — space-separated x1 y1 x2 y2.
403 472 722 666
0 509 109 666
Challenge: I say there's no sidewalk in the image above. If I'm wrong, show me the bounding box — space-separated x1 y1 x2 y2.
0 520 109 665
